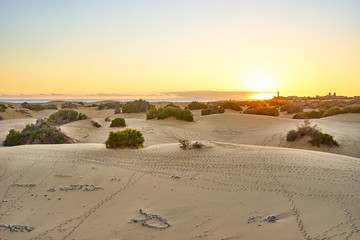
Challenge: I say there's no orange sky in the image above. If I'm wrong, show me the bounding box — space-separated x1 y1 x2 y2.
0 1 359 99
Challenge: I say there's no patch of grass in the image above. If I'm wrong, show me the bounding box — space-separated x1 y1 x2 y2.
105 129 144 149
110 118 126 127
47 109 88 125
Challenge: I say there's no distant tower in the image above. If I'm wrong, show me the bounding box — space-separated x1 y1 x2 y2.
277 91 279 97
334 92 336 97
329 92 331 96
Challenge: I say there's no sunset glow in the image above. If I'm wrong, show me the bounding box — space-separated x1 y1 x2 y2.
0 1 359 99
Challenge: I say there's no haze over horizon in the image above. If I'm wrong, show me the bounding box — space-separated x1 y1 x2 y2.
1 0 359 98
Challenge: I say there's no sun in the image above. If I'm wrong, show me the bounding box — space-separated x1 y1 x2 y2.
245 74 274 92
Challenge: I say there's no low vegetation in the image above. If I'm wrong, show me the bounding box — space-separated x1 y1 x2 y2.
280 104 304 114
220 101 242 111
110 118 126 127
61 102 78 109
122 99 154 113
0 104 7 112
91 120 102 128
179 138 203 149
201 107 225 116
47 109 88 125
293 105 360 119
105 129 144 149
21 102 57 111
146 106 193 122
98 102 122 110
187 101 208 110
244 107 279 116
105 117 111 122
286 120 339 147
3 120 71 146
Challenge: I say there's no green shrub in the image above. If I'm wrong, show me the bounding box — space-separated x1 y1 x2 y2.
147 106 193 122
187 101 208 110
0 104 7 112
201 107 225 116
91 120 102 128
48 109 88 125
220 101 242 111
309 131 339 147
105 117 111 122
122 99 154 113
78 102 85 106
110 118 126 127
98 102 122 110
280 104 304 114
286 130 298 141
286 120 339 147
114 105 121 114
3 121 71 146
105 129 144 149
21 102 57 111
293 110 326 119
244 107 279 116
324 107 342 117
146 107 158 120
343 105 360 113
61 102 78 109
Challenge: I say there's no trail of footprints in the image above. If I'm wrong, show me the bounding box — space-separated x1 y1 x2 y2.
0 143 359 239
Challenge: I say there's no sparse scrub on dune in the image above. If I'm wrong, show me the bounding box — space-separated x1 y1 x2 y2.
244 107 279 116
187 101 208 110
280 104 304 114
110 118 126 127
179 138 203 149
98 102 122 110
91 120 102 128
201 107 225 116
286 120 339 147
105 117 111 122
47 109 88 125
293 105 360 119
122 99 154 113
0 104 7 112
3 119 72 146
146 106 193 122
105 129 144 149
220 101 242 111
61 102 78 109
21 102 58 111
114 105 121 114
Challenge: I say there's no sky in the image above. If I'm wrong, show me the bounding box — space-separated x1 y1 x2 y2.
0 0 359 99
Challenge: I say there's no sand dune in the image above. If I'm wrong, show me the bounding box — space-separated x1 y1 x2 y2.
1 108 360 157
0 142 359 239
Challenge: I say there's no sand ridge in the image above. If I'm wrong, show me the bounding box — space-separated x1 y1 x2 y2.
0 142 359 239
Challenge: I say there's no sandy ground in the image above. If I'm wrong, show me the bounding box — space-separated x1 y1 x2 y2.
1 143 360 240
0 104 360 239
